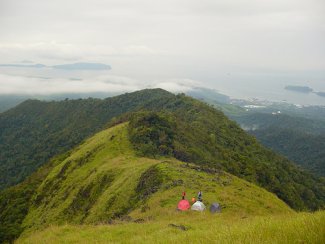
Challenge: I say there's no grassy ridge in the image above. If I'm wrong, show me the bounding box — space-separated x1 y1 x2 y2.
20 123 292 235
22 123 160 230
17 211 325 243
1 121 293 242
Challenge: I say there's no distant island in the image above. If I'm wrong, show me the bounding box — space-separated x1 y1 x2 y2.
315 91 325 98
285 85 313 93
0 62 111 71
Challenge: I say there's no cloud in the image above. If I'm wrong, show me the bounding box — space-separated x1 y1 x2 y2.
0 72 204 95
152 78 202 92
0 73 141 95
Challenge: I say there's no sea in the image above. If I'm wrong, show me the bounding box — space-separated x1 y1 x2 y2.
210 79 325 106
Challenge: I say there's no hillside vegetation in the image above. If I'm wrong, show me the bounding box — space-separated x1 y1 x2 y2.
126 110 325 211
0 89 174 189
234 113 325 135
1 89 324 212
201 92 325 177
0 123 293 242
253 127 325 177
232 113 325 177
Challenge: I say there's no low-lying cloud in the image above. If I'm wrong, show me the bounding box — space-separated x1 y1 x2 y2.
0 73 201 95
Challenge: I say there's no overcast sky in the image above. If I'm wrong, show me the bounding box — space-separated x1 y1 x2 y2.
0 0 324 98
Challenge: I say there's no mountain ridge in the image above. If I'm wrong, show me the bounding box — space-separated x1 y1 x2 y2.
0 89 324 212
0 89 173 189
0 122 294 242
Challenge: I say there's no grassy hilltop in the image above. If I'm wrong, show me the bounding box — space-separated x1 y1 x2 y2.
13 123 325 243
21 123 291 229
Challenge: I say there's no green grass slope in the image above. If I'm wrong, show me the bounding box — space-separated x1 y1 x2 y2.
20 123 292 236
17 211 325 244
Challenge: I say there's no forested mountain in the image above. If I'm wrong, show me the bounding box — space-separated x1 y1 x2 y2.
0 92 123 113
234 113 325 135
1 89 324 212
0 89 174 189
0 95 28 113
197 91 325 177
233 113 325 176
252 127 325 176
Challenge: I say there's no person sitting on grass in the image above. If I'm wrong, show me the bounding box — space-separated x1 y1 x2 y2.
198 190 202 202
